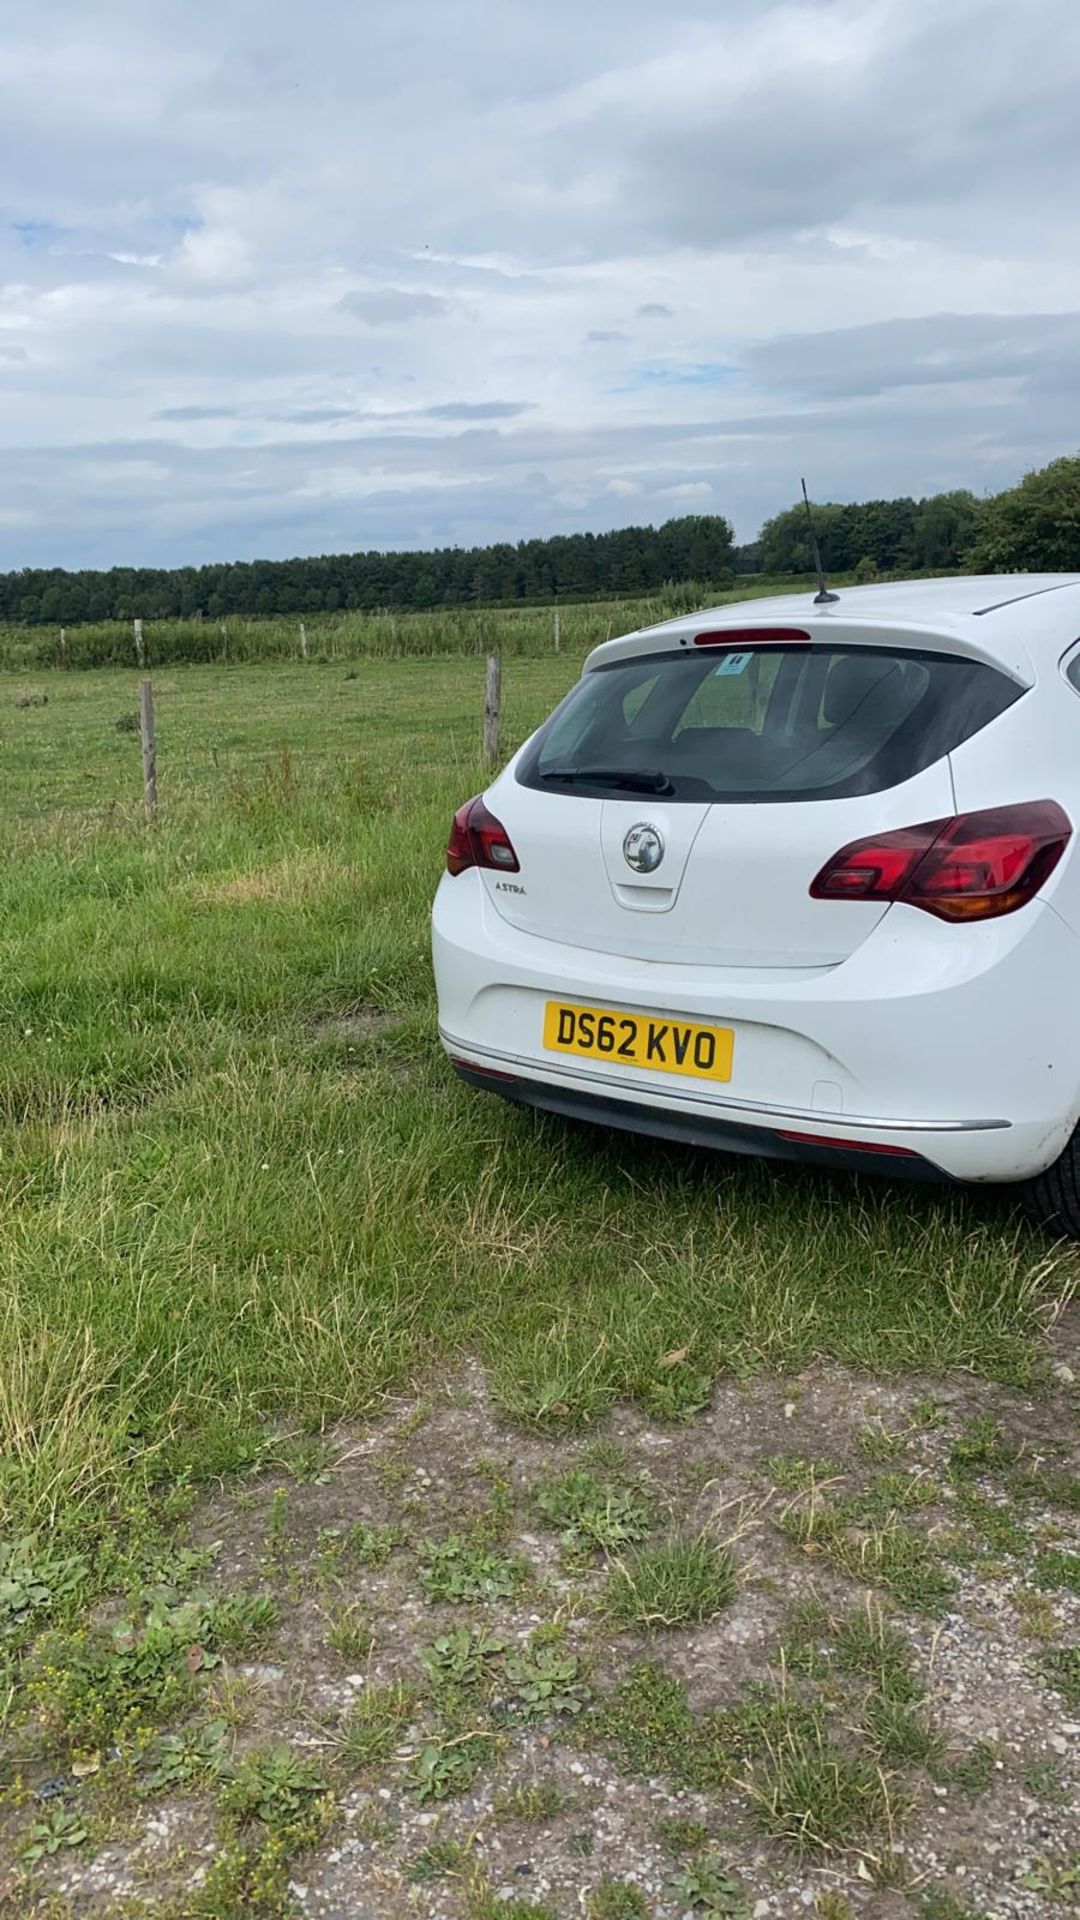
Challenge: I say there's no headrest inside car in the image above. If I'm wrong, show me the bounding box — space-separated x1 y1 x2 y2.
823 655 899 726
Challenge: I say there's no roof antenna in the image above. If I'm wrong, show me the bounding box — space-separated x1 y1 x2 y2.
800 478 840 605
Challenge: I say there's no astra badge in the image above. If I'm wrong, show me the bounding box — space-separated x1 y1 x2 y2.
623 822 664 874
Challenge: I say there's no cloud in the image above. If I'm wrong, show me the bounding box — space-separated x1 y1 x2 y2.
662 480 712 499
338 288 451 324
745 311 1080 400
423 401 534 420
628 362 737 389
154 404 237 421
277 406 359 424
0 0 1078 568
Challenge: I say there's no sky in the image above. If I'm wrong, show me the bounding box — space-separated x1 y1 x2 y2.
1 0 1079 572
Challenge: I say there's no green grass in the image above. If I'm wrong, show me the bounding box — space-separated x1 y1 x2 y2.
183 1835 300 1919
861 1692 944 1770
494 1780 566 1821
780 1500 956 1615
746 1710 905 1854
468 1893 562 1920
918 1897 988 1920
606 1535 739 1630
833 1604 923 1702
655 1817 709 1855
0 576 834 673
0 655 1073 1567
337 1681 419 1771
593 1661 727 1791
1032 1548 1080 1594
587 1881 652 1919
935 1740 999 1800
1040 1646 1080 1709
947 1415 1018 1480
324 1601 374 1662
27 1581 274 1753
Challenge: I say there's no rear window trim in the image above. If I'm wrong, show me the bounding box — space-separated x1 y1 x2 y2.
516 642 1025 807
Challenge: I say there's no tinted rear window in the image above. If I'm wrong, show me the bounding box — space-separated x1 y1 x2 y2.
516 645 1021 804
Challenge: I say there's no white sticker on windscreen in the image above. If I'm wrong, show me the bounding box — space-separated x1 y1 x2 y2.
713 652 752 676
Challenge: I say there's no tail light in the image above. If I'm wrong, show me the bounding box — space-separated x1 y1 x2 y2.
810 800 1071 922
446 796 520 876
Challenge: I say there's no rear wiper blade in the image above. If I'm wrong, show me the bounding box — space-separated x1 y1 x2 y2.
539 765 673 793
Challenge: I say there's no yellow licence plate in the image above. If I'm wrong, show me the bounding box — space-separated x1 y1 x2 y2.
543 1000 734 1082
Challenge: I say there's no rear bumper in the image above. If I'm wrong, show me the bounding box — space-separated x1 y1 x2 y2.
449 1056 950 1181
433 870 1080 1184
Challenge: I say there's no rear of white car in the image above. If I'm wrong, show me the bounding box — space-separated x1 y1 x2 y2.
432 576 1080 1232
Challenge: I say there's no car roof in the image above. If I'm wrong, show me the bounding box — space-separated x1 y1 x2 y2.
691 574 1080 624
590 574 1080 682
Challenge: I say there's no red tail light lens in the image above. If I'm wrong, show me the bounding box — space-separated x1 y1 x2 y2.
446 796 520 876
810 801 1071 921
693 627 811 647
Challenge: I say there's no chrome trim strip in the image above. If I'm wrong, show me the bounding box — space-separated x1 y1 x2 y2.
439 1029 1011 1134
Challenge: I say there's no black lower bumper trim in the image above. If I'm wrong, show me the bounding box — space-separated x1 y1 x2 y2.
451 1061 948 1183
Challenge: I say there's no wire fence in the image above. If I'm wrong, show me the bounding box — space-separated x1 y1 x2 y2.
0 581 750 674
0 657 552 828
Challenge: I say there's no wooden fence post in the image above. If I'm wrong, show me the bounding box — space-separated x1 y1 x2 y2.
59 628 67 665
133 618 145 668
299 620 309 661
553 607 561 652
139 679 158 818
483 655 502 768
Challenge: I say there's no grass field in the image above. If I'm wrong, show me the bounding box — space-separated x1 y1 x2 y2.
0 573 841 671
0 653 1073 1548
2 653 1079 1915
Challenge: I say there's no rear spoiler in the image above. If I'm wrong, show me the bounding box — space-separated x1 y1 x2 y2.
584 617 1035 686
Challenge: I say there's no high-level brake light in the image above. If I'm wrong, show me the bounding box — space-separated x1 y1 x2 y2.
693 627 811 647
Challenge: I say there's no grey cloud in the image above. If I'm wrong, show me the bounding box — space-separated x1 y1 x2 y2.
745 312 1080 400
3 2 1077 276
0 0 1077 569
423 401 534 420
338 288 450 324
496 3 1080 261
276 406 359 424
1 360 1069 571
155 404 237 420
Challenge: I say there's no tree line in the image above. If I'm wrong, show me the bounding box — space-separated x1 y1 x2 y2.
747 458 1080 579
2 456 1079 626
0 516 736 627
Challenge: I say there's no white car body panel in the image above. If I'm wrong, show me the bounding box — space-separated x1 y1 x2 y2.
486 762 957 968
432 575 1080 1188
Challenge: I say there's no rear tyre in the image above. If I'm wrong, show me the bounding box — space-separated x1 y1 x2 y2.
1021 1132 1080 1238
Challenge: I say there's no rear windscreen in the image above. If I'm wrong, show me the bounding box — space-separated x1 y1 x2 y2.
515 645 1022 804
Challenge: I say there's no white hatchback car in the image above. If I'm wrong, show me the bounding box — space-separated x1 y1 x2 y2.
432 576 1080 1236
